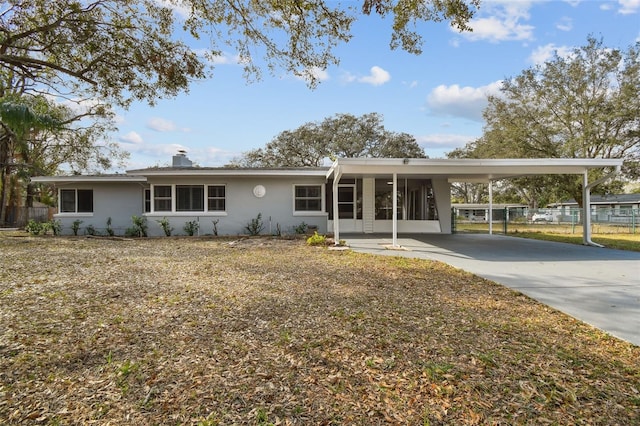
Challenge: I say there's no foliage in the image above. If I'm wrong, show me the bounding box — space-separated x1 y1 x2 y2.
229 113 426 167
71 219 83 236
452 37 640 207
25 220 44 235
157 217 173 237
0 1 478 104
183 220 200 237
84 224 98 236
106 217 114 237
245 213 264 236
49 219 62 236
306 231 327 246
294 222 308 234
129 216 148 238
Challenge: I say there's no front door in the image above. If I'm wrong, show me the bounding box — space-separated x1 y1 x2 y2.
337 184 358 232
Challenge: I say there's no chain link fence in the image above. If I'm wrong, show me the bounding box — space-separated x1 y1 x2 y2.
453 207 638 235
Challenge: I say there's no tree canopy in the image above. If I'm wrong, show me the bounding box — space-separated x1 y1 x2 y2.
229 113 426 167
0 0 480 107
450 36 640 207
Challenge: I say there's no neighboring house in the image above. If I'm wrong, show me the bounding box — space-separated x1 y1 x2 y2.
549 193 640 224
32 154 623 245
452 203 528 222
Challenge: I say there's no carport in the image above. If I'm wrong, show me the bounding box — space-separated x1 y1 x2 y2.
326 158 623 247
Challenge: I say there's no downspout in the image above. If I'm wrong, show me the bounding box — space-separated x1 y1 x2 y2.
582 166 621 247
392 172 398 247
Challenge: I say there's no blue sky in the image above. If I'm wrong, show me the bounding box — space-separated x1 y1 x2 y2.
114 0 640 170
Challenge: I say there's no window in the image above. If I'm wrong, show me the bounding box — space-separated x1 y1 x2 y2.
294 185 322 212
176 185 204 211
154 186 172 212
208 185 225 211
60 189 93 213
144 189 151 213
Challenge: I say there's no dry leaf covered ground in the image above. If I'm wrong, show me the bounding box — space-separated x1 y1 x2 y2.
0 234 638 425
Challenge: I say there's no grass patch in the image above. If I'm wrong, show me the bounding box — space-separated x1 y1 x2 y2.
0 234 638 424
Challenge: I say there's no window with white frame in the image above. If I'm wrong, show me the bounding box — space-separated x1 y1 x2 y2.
207 185 225 211
153 185 172 212
294 185 322 212
149 184 226 213
60 189 93 213
176 185 204 211
144 189 151 213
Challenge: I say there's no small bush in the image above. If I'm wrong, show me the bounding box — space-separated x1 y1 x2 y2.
85 224 98 236
106 217 115 236
294 221 307 234
71 219 83 236
306 231 327 246
129 216 148 237
25 220 44 235
157 217 173 236
49 220 62 236
245 213 264 236
183 220 200 236
212 219 220 236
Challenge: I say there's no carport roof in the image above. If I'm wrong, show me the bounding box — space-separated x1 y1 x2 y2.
326 158 624 182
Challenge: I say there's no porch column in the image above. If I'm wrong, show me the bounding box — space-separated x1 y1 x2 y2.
392 172 398 247
332 167 342 244
488 180 493 235
583 171 592 246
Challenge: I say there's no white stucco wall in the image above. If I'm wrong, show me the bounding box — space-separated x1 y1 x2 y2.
142 176 327 236
53 182 144 235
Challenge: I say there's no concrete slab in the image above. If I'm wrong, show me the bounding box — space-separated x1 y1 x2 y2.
343 233 640 346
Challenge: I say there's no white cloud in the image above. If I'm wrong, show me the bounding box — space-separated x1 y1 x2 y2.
357 66 391 86
147 117 177 132
426 81 503 121
618 0 640 14
459 1 535 43
556 17 573 32
119 131 144 145
417 133 475 151
528 43 572 65
295 66 330 84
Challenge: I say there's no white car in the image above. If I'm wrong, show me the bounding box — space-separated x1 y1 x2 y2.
531 211 555 222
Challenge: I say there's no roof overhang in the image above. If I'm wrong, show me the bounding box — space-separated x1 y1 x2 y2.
326 158 624 183
125 168 329 178
31 175 147 184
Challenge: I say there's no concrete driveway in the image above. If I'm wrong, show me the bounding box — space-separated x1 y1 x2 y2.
343 233 640 346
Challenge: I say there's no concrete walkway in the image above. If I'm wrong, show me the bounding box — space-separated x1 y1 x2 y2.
343 233 640 346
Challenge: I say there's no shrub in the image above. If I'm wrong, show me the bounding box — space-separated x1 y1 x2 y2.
71 219 83 236
49 220 62 236
306 231 327 246
157 217 173 236
25 220 44 235
294 221 307 234
212 219 220 236
183 220 200 236
106 217 115 236
245 213 264 236
85 224 98 235
129 216 148 237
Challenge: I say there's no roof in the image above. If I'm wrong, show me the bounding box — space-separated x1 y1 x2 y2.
327 158 624 182
31 158 623 184
31 175 147 183
125 166 330 177
550 193 640 206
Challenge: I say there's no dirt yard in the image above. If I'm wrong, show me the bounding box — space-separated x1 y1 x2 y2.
0 234 638 424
